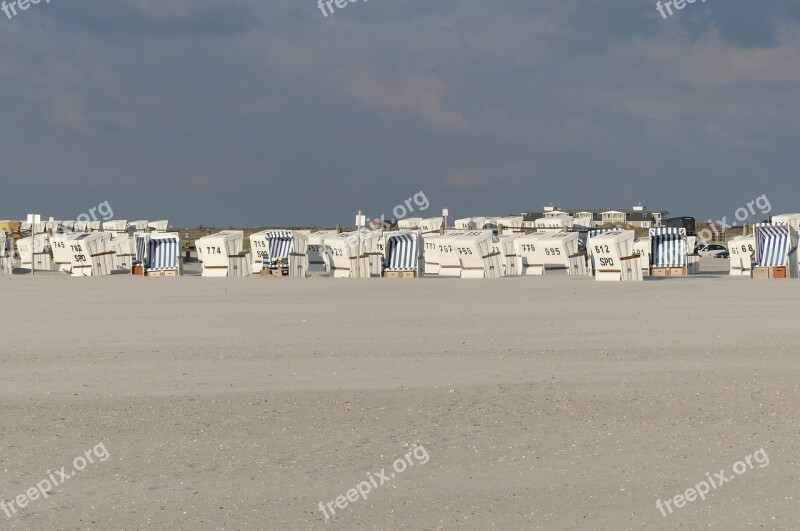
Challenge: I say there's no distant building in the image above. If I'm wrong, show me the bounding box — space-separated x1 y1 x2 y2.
521 204 665 229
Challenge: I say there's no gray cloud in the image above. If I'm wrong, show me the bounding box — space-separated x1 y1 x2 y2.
1 0 799 226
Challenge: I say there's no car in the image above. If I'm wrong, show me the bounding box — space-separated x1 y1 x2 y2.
713 250 730 259
697 243 728 258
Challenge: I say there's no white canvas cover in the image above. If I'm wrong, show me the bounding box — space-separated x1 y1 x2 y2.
430 231 499 278
128 220 150 232
590 230 642 282
196 231 245 277
771 213 800 228
249 230 271 273
422 231 464 275
452 231 501 278
16 234 51 271
102 220 129 233
513 233 549 276
490 234 519 276
419 217 444 234
307 230 337 274
50 233 76 272
0 231 10 276
520 232 586 276
73 221 90 233
633 238 651 276
228 253 252 277
496 217 524 235
728 235 756 276
323 231 379 278
60 232 114 276
534 217 574 232
429 232 466 277
110 235 137 270
148 220 170 232
454 218 489 230
397 218 423 230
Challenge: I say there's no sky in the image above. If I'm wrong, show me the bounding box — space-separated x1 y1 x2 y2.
1 0 799 228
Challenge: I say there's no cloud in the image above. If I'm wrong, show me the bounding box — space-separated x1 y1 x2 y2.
1 0 800 226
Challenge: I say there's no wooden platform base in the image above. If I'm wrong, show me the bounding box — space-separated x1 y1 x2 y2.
261 268 288 277
145 269 179 277
649 267 687 277
754 266 787 279
382 270 417 278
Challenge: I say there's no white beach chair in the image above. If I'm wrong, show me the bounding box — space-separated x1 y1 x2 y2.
590 230 642 282
196 231 249 277
728 234 756 277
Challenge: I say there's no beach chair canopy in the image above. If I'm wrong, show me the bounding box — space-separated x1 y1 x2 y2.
384 232 419 271
137 233 180 270
755 225 793 267
264 230 294 267
649 227 687 267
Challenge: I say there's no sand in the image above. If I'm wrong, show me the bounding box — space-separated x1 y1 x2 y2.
1 266 799 529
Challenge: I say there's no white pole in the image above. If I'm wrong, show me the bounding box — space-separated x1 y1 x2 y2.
30 213 35 276
356 211 363 278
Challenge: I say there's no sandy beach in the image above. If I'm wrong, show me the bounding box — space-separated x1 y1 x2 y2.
2 268 799 529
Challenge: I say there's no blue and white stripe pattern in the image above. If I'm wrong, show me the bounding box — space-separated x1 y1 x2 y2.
755 225 790 267
136 234 150 263
588 228 614 239
385 233 417 270
650 227 686 267
148 237 179 270
265 230 293 268
135 234 178 270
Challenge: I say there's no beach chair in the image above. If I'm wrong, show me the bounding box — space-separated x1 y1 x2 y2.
196 231 249 277
382 231 424 278
136 233 181 276
260 230 309 278
0 231 11 276
519 232 586 276
590 230 642 282
728 235 756 277
753 224 799 279
490 234 519 276
649 227 691 276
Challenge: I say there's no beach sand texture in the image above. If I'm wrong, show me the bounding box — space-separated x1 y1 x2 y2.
1 272 799 529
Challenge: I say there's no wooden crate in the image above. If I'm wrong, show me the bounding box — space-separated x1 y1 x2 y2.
261 268 288 277
382 270 417 278
649 267 687 277
754 266 786 279
145 270 179 277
